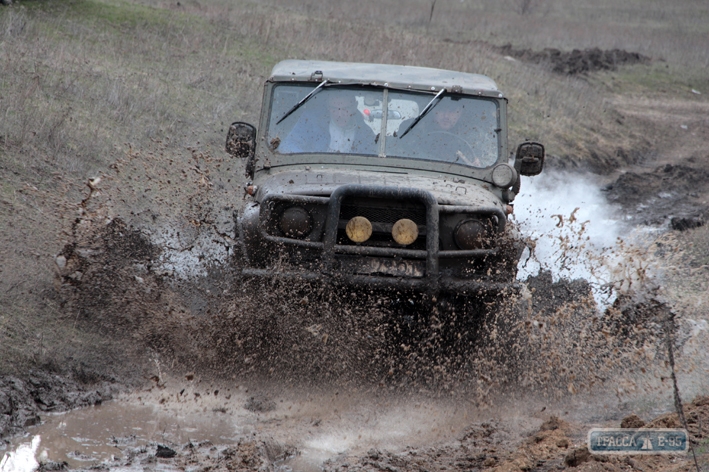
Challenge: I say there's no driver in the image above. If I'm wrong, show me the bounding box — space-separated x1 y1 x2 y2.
395 98 495 167
432 103 463 131
278 92 377 154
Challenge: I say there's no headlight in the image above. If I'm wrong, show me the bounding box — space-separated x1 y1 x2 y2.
454 219 490 250
491 164 517 188
279 206 312 238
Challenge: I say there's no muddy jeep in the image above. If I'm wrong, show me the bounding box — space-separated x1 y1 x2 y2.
226 60 544 295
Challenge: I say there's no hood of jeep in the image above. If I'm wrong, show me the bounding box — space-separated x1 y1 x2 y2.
254 167 505 209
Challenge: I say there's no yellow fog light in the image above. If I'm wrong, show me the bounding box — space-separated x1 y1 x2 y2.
346 216 372 243
392 219 418 246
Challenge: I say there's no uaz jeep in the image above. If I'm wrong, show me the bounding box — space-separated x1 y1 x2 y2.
226 60 544 295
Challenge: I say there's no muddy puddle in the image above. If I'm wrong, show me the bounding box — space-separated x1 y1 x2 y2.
5 396 238 470
5 375 700 471
6 384 498 470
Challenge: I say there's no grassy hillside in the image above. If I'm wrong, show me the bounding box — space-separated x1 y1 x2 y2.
1 0 708 375
3 0 708 176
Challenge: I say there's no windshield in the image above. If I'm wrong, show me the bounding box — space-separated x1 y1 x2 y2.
267 84 500 168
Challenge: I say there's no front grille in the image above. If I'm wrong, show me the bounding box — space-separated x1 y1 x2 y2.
339 198 427 226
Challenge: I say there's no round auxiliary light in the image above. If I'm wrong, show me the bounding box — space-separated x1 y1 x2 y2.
279 206 312 238
454 219 488 250
346 216 372 243
392 219 419 246
491 164 517 188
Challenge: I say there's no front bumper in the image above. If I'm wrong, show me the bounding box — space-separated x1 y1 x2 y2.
237 184 518 294
241 267 519 294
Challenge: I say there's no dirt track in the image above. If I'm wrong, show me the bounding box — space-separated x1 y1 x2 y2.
29 393 706 471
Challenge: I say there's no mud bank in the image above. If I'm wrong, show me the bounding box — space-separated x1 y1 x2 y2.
497 45 650 76
438 40 651 77
322 395 709 471
604 162 709 229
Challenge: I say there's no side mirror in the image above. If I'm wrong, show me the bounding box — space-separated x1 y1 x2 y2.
226 122 256 159
515 142 545 176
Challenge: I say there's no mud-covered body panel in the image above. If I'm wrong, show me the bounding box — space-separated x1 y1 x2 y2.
253 167 507 209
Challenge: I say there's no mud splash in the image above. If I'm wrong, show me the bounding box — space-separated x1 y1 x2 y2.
55 212 669 400
514 171 628 307
50 150 687 398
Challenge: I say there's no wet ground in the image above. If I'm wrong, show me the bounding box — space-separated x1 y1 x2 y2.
6 381 709 471
8 385 499 471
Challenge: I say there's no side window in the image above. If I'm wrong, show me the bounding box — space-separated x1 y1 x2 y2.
356 92 384 137
385 99 420 136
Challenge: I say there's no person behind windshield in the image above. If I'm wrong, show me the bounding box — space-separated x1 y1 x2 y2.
277 91 377 154
393 97 496 167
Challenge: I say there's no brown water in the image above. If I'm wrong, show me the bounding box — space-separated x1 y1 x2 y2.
5 396 240 469
5 365 706 471
4 381 543 471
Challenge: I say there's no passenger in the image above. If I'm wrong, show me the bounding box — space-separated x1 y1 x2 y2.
393 98 496 167
278 92 377 154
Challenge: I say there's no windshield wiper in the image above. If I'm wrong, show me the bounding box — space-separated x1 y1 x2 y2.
398 88 446 139
276 80 329 125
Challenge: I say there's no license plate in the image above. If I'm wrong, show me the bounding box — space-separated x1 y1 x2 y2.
345 257 425 278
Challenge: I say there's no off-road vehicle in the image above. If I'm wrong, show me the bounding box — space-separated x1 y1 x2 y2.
226 60 544 295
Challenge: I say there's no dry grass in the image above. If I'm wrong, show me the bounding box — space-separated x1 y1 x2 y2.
0 0 269 178
245 0 709 74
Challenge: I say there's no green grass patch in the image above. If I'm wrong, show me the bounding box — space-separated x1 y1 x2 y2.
18 0 192 31
595 62 709 98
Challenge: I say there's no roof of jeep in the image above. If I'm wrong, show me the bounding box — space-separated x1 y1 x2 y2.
269 60 502 97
